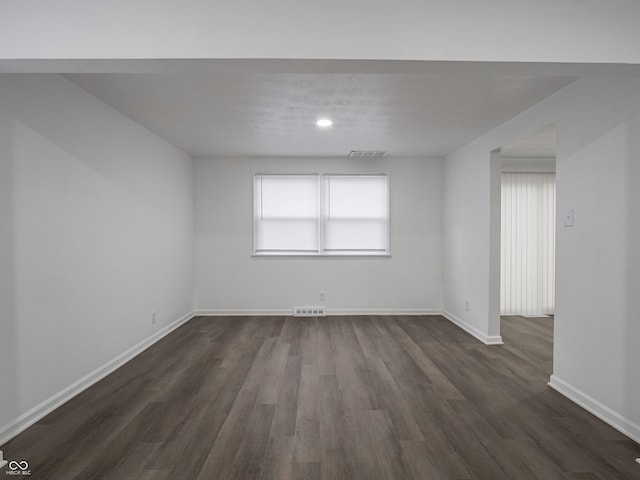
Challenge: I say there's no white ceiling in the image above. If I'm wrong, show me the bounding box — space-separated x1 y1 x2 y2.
64 62 576 158
501 124 556 159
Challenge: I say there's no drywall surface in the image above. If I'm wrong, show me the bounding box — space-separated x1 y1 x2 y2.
501 157 556 173
1 1 640 64
441 144 493 336
0 74 194 437
551 79 640 440
443 76 640 439
194 156 443 313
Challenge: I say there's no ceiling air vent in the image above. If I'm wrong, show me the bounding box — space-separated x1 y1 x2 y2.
348 150 387 158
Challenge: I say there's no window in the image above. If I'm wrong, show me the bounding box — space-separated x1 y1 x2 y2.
253 173 389 256
254 174 320 253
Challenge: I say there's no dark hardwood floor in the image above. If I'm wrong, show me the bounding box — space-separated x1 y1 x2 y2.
2 315 639 479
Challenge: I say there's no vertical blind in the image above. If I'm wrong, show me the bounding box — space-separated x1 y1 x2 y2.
254 173 389 255
501 173 556 315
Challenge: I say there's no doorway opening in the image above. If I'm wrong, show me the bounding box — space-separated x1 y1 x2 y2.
495 124 557 364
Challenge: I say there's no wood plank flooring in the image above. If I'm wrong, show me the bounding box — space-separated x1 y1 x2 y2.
2 315 639 479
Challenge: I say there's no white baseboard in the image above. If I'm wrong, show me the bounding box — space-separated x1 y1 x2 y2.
194 308 441 317
0 311 195 447
441 310 504 345
328 308 440 316
548 375 640 444
193 309 292 316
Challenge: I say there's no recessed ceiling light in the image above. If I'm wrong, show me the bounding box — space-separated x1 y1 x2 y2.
316 119 333 128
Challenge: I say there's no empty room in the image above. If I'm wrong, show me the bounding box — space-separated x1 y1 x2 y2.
1 2 639 479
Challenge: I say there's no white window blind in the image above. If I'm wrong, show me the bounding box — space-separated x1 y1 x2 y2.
254 173 389 256
500 172 556 316
254 174 319 253
323 175 388 253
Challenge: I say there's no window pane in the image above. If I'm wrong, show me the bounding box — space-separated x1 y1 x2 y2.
323 175 388 252
256 219 319 252
259 175 319 219
255 175 319 252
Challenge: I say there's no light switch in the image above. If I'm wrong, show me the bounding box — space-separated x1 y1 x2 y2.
564 209 575 227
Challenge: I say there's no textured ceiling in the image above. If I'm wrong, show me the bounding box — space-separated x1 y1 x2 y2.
65 66 575 158
501 124 556 159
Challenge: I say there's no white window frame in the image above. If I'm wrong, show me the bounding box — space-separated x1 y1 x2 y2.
252 173 390 258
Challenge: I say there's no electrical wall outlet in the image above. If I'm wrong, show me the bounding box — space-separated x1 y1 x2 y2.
151 311 157 324
319 292 326 302
464 300 470 312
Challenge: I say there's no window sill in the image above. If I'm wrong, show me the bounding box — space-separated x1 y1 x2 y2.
251 253 392 260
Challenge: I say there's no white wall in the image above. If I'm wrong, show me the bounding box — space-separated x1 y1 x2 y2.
501 157 556 173
552 79 640 442
2 1 640 64
0 74 194 442
194 156 442 314
442 145 495 340
442 76 640 441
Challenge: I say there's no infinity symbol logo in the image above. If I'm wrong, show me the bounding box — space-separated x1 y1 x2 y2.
8 460 29 470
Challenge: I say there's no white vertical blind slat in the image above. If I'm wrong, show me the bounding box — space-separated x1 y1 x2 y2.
500 173 556 315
